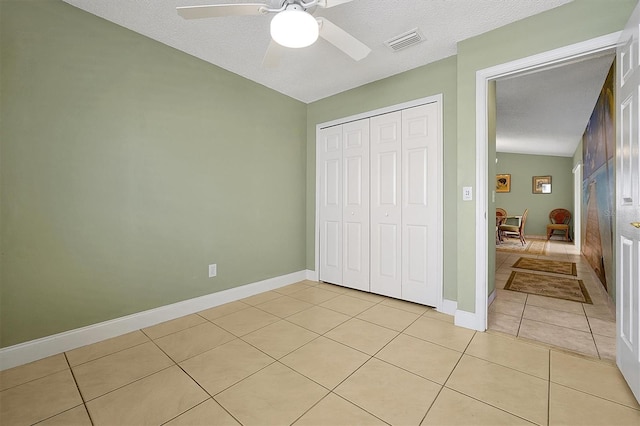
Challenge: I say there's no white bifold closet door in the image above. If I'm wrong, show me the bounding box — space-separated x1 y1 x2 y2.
370 111 403 298
370 104 439 305
319 101 440 306
318 126 343 285
318 119 370 290
342 119 370 291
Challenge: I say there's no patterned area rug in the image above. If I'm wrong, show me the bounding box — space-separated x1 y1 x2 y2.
504 271 592 304
496 238 548 255
512 257 577 276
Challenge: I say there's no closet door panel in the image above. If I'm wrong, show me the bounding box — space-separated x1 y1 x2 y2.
370 111 402 298
402 103 440 305
319 126 343 285
343 119 370 291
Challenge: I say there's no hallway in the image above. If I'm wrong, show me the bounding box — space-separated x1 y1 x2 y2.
490 238 616 360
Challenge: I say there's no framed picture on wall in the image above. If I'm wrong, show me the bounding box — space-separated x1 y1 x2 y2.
496 174 511 193
533 175 552 194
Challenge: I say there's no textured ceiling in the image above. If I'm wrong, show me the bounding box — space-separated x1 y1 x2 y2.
496 53 615 157
62 0 571 103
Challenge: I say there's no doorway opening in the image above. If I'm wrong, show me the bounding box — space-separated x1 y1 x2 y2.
474 32 621 341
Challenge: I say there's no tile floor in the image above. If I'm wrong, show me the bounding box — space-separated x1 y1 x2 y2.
1 278 639 425
490 238 617 360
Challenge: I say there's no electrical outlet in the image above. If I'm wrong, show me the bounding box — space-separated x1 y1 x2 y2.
463 186 473 201
208 264 217 278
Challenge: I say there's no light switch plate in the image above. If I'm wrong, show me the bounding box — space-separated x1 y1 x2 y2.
208 264 217 278
463 186 473 201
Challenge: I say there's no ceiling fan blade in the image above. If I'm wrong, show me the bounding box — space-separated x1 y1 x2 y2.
176 3 266 19
317 0 354 8
317 18 371 61
262 39 284 68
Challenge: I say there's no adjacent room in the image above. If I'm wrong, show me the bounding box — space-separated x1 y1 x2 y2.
1 0 639 425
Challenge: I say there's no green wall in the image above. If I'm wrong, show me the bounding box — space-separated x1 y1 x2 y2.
0 0 307 347
455 0 635 312
306 56 458 301
495 153 574 237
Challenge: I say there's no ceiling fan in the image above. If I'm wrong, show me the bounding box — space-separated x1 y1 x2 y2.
177 0 371 67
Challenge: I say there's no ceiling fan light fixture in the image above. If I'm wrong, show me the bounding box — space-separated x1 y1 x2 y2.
270 10 319 48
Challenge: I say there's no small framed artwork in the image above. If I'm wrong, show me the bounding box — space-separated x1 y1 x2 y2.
496 174 511 193
533 175 552 194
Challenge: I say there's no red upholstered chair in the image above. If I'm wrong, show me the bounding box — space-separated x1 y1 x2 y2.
547 208 571 241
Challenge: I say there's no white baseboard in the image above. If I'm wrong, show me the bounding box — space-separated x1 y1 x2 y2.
305 269 318 281
454 309 486 331
488 289 497 307
438 299 457 316
0 270 308 371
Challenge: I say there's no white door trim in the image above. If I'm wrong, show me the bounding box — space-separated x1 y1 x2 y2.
315 94 444 309
474 32 621 331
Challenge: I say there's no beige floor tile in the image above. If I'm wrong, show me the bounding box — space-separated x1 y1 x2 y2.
86 366 208 426
523 304 590 332
356 304 419 331
241 290 283 306
421 387 531 426
340 288 386 303
489 298 525 317
422 309 455 324
73 341 173 401
325 318 398 355
281 336 370 389
164 399 240 426
242 320 319 359
549 383 640 426
404 316 475 352
0 370 82 426
466 332 549 379
293 393 386 426
289 286 341 304
215 362 327 426
255 295 314 318
142 314 206 340
320 294 376 316
65 330 149 366
495 288 528 304
286 305 351 334
375 333 461 384
0 354 68 392
334 358 441 426
154 321 236 362
273 282 314 296
487 312 520 336
379 297 430 314
584 303 616 321
526 294 585 315
211 306 280 336
36 405 92 426
594 333 616 360
446 355 548 425
550 351 639 409
518 319 598 358
180 339 274 396
314 282 349 294
198 301 250 322
588 316 616 338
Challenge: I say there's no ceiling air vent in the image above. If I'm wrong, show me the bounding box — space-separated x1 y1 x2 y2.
385 28 425 52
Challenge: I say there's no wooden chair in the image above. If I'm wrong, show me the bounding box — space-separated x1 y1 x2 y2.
547 208 571 241
499 209 528 246
496 208 507 243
